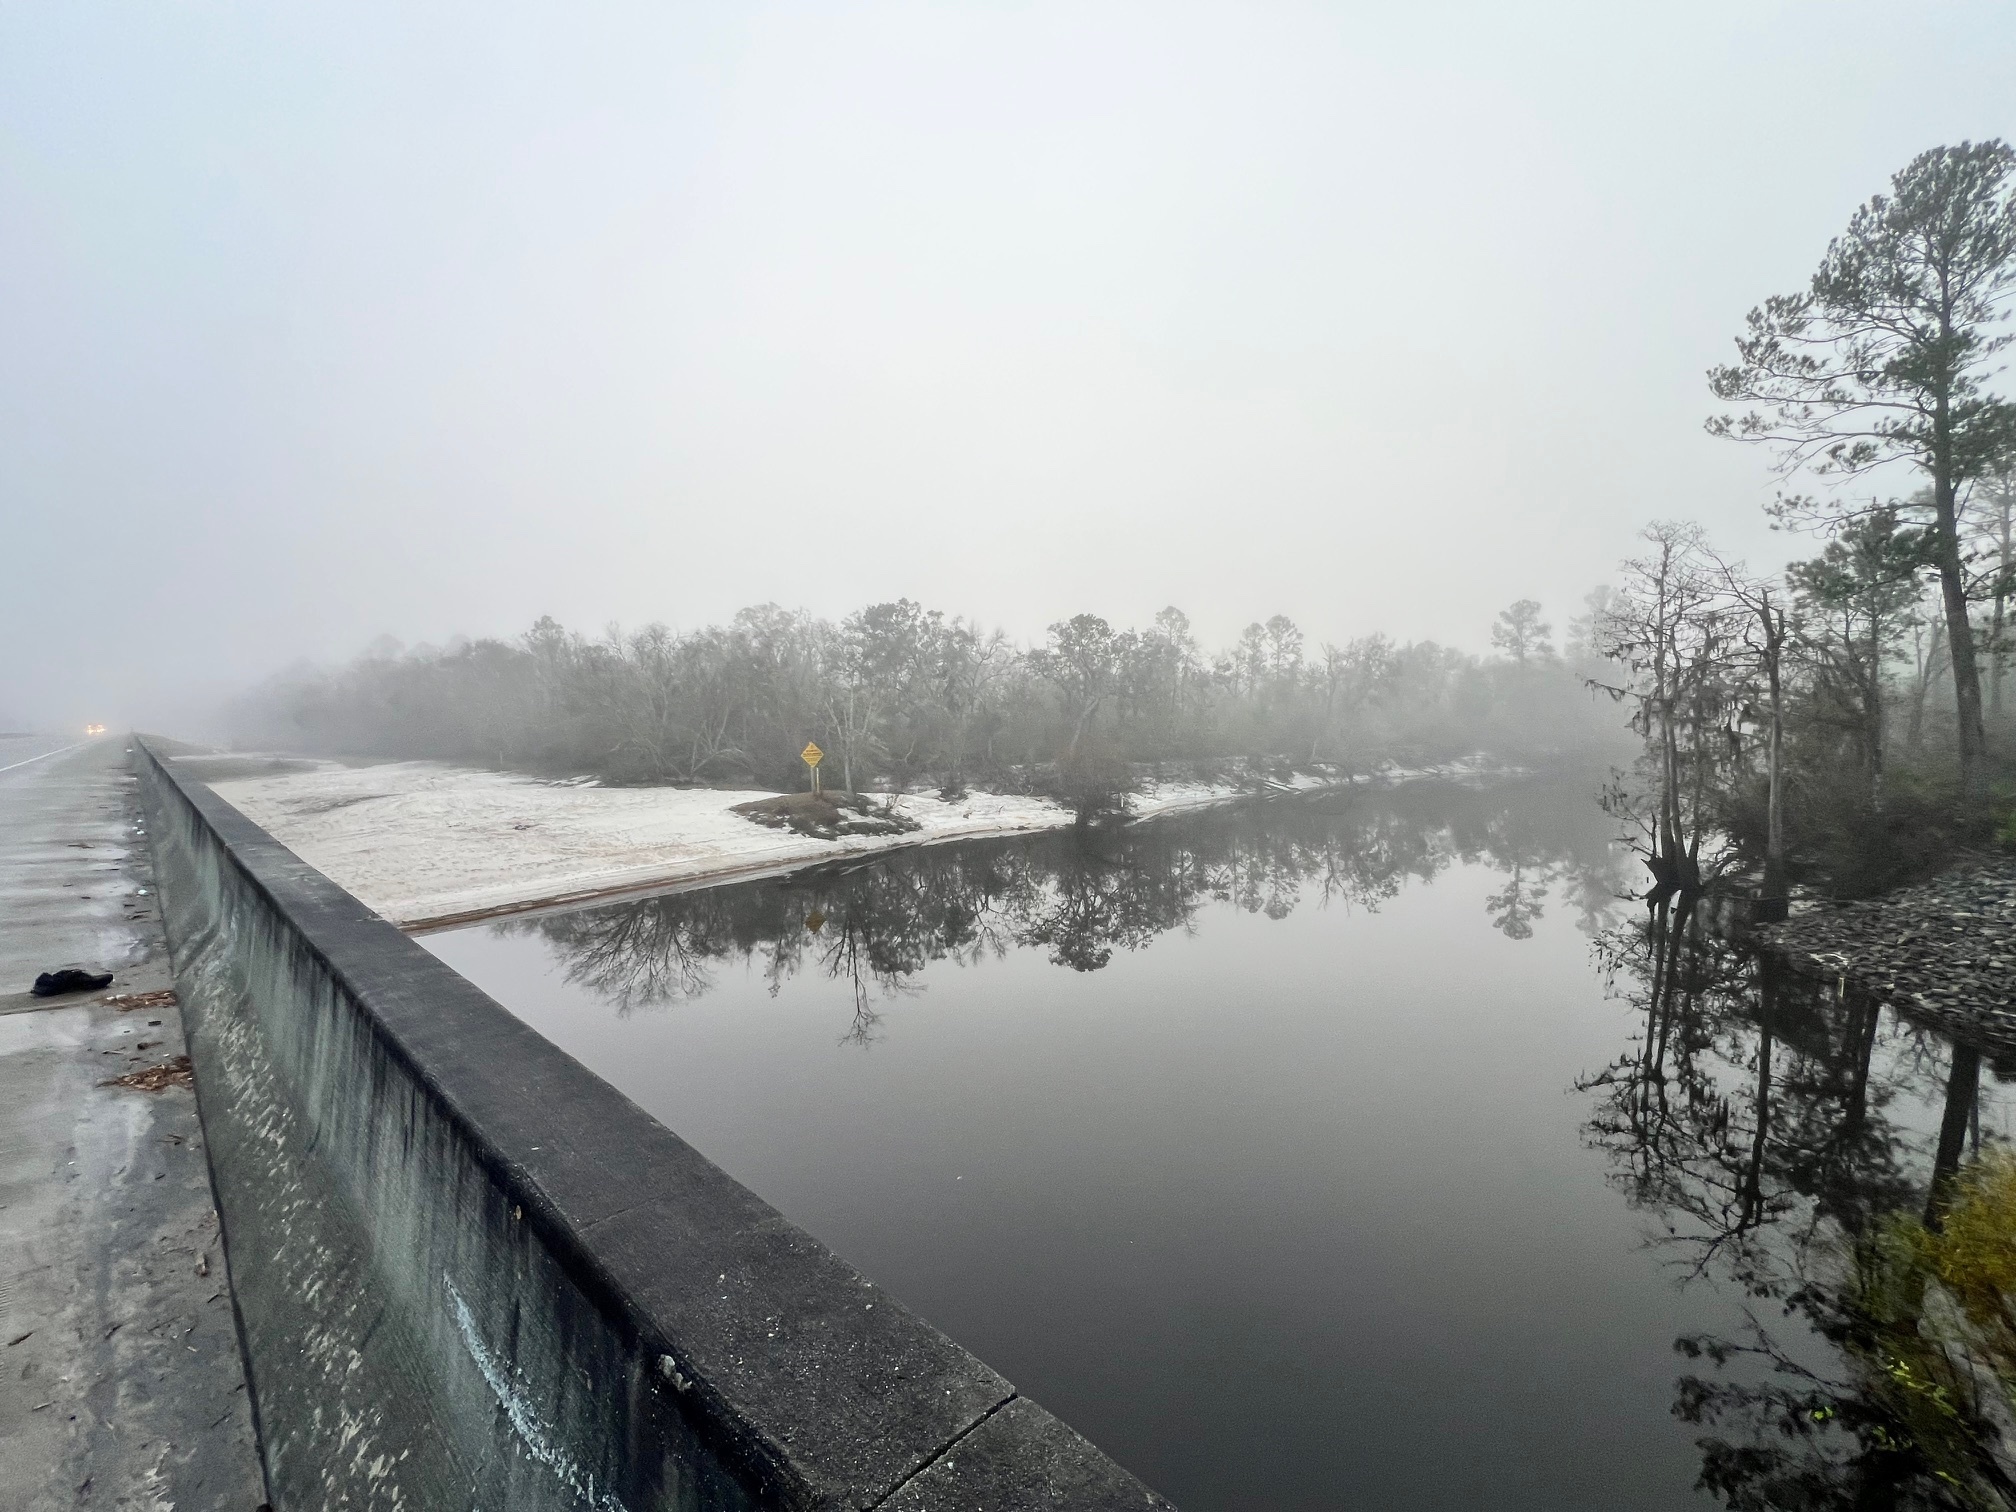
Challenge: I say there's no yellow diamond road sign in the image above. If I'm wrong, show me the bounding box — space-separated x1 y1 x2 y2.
800 742 823 767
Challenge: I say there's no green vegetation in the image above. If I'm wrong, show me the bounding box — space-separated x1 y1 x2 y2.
1789 1153 2016 1508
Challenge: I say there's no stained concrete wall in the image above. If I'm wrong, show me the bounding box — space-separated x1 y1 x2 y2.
136 739 1171 1511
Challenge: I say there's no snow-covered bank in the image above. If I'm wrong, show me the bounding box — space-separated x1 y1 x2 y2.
204 756 1493 931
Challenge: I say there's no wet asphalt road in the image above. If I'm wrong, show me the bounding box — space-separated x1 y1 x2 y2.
0 737 264 1509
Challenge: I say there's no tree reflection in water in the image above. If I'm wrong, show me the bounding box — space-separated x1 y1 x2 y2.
496 775 1628 1044
1582 900 2016 1507
484 779 2016 1501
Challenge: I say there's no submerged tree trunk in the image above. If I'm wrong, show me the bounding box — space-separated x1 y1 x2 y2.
1738 958 1777 1234
1843 993 1881 1138
1649 695 1691 898
1925 1041 1982 1230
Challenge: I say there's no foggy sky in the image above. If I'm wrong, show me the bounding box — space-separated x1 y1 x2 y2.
5 2 2014 731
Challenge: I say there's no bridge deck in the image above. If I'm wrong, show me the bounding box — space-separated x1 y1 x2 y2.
0 737 264 1509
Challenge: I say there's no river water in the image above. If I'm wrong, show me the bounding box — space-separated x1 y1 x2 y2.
422 774 2015 1510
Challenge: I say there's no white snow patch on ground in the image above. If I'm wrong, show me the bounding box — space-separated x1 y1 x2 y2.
208 755 1491 930
210 762 1070 928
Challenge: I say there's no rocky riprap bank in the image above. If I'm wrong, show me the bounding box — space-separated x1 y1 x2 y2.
1757 857 2016 1060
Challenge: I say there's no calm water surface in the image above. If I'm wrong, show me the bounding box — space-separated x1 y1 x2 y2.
423 776 2013 1510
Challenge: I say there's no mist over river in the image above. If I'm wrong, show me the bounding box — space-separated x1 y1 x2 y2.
424 775 2015 1510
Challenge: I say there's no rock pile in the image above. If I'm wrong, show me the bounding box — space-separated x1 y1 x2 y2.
729 790 922 841
1757 857 2016 1057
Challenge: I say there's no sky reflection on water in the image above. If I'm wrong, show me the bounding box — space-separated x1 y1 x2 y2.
424 776 2015 1511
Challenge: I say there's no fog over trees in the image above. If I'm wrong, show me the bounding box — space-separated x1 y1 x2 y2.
231 598 1625 799
220 138 2016 912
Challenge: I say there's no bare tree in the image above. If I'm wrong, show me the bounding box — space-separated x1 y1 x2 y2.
1309 635 1396 763
1563 586 1615 666
1709 552 1793 918
1592 524 1740 898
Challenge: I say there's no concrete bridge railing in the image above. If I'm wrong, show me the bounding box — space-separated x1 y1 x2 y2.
137 738 1171 1511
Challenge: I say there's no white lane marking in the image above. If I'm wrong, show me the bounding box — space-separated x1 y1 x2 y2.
0 739 91 776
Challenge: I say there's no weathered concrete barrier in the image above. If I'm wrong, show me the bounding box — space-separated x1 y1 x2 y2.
137 739 1171 1511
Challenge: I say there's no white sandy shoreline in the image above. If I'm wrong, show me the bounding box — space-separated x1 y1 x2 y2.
204 757 1491 932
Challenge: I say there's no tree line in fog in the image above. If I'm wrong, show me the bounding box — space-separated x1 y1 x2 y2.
229 597 1625 795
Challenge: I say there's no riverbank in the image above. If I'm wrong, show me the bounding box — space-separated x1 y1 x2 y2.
190 752 1497 931
1758 856 2016 1058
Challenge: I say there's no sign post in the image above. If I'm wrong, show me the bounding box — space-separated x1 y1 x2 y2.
800 741 824 795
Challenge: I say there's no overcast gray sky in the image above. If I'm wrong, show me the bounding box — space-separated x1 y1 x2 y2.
5 1 2014 730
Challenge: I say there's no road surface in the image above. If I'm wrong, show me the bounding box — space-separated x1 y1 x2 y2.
0 737 264 1509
